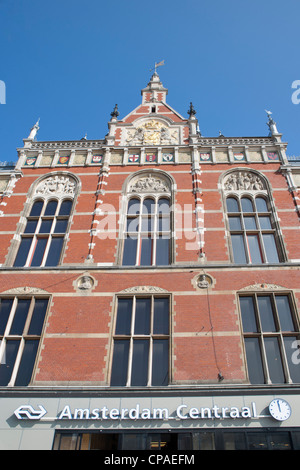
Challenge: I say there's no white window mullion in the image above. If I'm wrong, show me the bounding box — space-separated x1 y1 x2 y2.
7 337 24 387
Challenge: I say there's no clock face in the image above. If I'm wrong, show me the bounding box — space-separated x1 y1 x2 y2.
269 399 291 421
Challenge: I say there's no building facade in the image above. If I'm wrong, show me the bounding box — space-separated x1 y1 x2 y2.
0 73 300 450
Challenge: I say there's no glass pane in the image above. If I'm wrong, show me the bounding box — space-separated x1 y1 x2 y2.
58 434 78 451
247 235 263 263
283 336 300 383
241 197 254 212
140 237 152 266
158 198 170 214
44 237 64 266
13 237 32 267
264 337 285 383
156 236 169 265
134 298 151 335
122 434 147 450
228 216 241 230
44 200 58 216
24 220 38 234
0 340 20 386
115 298 132 335
9 299 30 335
127 217 139 233
223 432 247 450
131 339 149 386
152 339 168 385
28 299 48 335
269 432 291 450
15 339 39 386
110 340 129 386
239 297 257 332
262 234 279 263
31 238 48 266
29 200 43 217
122 237 137 266
259 216 272 229
158 216 170 231
257 296 276 332
59 200 73 216
244 337 265 384
54 219 68 233
226 197 239 213
256 197 268 212
231 234 247 263
142 198 155 214
244 216 257 230
39 219 53 234
153 298 169 334
191 432 215 450
127 198 140 215
275 296 295 331
141 217 152 232
0 299 13 335
248 432 268 450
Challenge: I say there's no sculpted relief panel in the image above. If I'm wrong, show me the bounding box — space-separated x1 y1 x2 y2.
125 120 179 146
35 175 76 198
223 171 266 192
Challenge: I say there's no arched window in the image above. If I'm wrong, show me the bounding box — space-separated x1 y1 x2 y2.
223 170 284 264
13 174 77 267
121 172 173 266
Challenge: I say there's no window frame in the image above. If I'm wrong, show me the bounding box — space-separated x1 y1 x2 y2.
238 290 300 385
118 170 175 267
123 195 171 267
0 295 49 386
13 197 73 268
222 169 286 265
109 294 171 387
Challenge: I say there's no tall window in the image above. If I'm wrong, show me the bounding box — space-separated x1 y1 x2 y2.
239 293 300 384
0 296 48 386
110 296 170 386
122 197 171 266
13 198 73 267
226 195 280 264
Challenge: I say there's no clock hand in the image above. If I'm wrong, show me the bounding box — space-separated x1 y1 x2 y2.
277 400 281 412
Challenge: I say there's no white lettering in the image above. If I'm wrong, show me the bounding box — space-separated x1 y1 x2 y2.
229 407 240 418
101 406 109 419
222 407 229 418
200 407 212 418
212 405 220 418
58 405 72 420
91 408 100 419
152 408 169 420
176 404 188 419
189 407 199 419
129 405 139 420
74 408 90 419
141 408 151 419
109 408 119 420
241 406 251 418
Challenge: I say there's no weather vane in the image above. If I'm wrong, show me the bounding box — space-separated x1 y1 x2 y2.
150 60 165 74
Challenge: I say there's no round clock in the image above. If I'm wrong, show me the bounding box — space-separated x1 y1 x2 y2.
269 399 291 421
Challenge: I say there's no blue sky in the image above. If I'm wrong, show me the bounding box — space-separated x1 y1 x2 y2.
0 0 300 163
